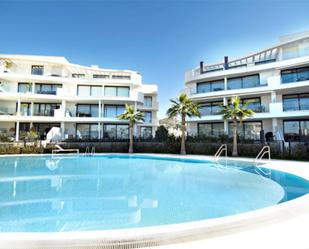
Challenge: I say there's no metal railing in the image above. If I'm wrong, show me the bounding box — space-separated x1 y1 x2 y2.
253 146 271 176
214 144 227 160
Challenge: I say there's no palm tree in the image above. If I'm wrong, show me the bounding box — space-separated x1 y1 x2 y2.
221 96 254 157
167 93 200 154
117 104 144 153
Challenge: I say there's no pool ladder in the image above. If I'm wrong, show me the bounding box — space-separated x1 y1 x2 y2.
214 144 227 160
254 145 271 176
85 146 95 156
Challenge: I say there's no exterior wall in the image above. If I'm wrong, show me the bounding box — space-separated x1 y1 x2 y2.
0 54 159 141
184 33 309 142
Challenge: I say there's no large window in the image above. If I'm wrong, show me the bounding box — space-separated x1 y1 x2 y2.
284 120 309 142
111 75 131 80
144 96 152 107
104 86 129 97
229 121 262 141
227 74 260 90
18 82 32 93
93 74 109 79
104 105 125 118
19 103 31 116
143 111 152 123
240 98 264 112
72 74 85 78
141 127 152 139
196 80 224 94
199 101 223 116
281 66 309 84
103 124 129 139
31 65 44 75
283 94 309 111
32 123 60 140
35 83 62 95
198 123 224 137
76 123 98 139
77 85 102 97
76 104 99 117
33 103 60 116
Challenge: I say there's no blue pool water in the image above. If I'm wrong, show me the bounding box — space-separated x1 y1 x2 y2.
0 154 308 232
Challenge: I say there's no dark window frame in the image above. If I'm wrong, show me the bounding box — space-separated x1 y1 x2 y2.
33 103 60 116
104 86 130 97
196 79 225 94
228 120 263 141
283 119 309 142
103 123 129 140
103 104 125 117
281 66 309 84
77 84 103 96
31 65 44 75
35 83 62 95
76 123 99 139
93 74 110 79
227 74 260 90
199 101 223 116
76 104 99 117
72 73 85 78
197 122 224 137
17 82 33 93
283 93 309 111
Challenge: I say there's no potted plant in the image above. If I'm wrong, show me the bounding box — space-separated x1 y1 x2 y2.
3 60 13 73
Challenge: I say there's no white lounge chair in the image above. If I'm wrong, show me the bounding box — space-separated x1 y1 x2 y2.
52 144 79 155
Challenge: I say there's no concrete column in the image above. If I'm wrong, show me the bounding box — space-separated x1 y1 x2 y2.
32 82 35 94
17 99 21 116
271 91 277 103
98 122 101 139
224 77 227 91
62 100 66 117
98 100 102 118
61 122 65 140
272 118 278 134
223 97 227 106
15 121 20 141
30 102 34 116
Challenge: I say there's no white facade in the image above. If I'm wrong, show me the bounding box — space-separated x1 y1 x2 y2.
184 31 309 142
0 54 159 141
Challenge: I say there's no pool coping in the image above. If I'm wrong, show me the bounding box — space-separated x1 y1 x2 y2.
0 153 308 249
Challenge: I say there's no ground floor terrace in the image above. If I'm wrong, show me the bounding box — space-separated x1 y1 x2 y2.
0 121 156 141
188 118 309 142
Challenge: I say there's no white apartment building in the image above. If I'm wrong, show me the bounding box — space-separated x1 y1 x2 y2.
0 54 159 141
184 31 309 142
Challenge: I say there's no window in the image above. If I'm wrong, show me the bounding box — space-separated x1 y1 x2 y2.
198 123 224 137
93 74 109 79
104 105 125 118
141 127 152 139
35 83 62 95
227 74 260 90
199 101 223 116
77 85 102 96
76 123 98 139
143 111 152 123
33 103 60 116
19 103 31 116
283 94 309 111
144 96 152 107
104 86 129 97
32 123 60 140
76 104 99 117
18 82 32 93
241 98 263 112
229 121 262 141
111 75 131 80
72 74 85 78
103 124 129 139
31 65 44 75
284 120 309 142
281 67 309 84
196 80 224 93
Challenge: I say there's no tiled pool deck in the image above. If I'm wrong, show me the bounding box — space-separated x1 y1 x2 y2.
0 154 308 249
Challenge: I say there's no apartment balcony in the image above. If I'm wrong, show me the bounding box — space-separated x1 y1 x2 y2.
138 101 159 110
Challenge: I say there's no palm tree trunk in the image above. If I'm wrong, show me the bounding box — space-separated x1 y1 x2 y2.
129 124 134 153
232 119 238 157
180 113 186 155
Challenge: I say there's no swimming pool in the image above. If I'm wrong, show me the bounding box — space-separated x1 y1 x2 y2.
0 154 308 233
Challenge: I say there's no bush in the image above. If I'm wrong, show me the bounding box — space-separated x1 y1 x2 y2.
155 125 169 142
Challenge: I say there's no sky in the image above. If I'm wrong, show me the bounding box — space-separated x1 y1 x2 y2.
1 0 309 118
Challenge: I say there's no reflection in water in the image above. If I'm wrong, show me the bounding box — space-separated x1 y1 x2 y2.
0 155 308 232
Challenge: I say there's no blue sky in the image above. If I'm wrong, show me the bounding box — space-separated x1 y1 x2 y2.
1 0 309 118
